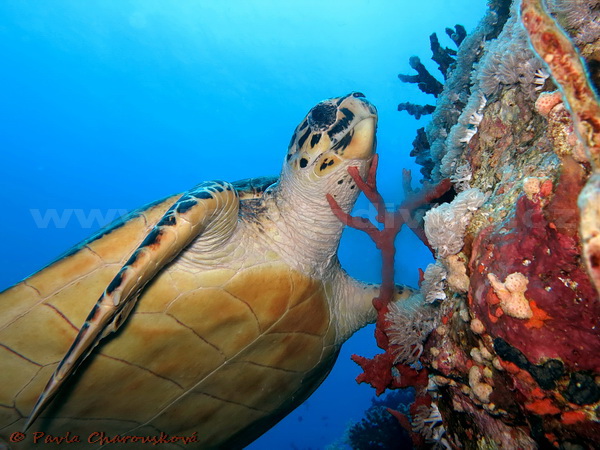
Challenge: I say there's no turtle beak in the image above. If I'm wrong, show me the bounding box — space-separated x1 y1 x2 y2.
341 115 377 161
336 95 378 162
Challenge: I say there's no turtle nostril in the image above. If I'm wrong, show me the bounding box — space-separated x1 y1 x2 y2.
352 92 366 98
308 102 337 131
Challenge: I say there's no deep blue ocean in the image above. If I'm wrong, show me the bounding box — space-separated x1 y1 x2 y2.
0 1 486 448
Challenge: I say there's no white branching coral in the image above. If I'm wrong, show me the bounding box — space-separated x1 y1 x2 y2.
385 293 439 365
458 127 477 144
476 3 545 101
547 0 600 46
412 403 450 449
440 92 487 178
424 188 487 258
533 68 550 91
450 163 473 192
422 263 448 304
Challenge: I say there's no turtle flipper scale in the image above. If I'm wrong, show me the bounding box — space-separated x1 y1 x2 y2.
25 180 239 430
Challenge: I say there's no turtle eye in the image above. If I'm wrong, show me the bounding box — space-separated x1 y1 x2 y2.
308 102 337 131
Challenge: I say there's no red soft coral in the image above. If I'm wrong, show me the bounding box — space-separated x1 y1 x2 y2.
328 155 450 390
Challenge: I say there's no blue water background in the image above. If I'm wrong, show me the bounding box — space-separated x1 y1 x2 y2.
0 1 486 448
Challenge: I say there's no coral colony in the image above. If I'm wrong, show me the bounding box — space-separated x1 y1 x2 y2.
337 0 600 448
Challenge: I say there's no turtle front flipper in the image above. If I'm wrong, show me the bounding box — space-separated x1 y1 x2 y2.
25 180 240 430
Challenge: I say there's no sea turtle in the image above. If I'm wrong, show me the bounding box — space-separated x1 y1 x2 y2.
0 93 414 449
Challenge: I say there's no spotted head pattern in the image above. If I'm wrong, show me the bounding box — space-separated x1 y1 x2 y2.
285 92 378 181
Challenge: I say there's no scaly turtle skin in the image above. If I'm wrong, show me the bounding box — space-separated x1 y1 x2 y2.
0 93 415 449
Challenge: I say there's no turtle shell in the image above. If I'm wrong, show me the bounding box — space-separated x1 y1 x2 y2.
0 191 339 449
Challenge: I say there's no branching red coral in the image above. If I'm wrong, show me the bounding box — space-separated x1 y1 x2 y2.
327 155 450 398
327 154 451 323
351 353 395 396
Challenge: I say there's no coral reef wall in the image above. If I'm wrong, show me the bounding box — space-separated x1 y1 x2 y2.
355 0 600 448
416 0 600 447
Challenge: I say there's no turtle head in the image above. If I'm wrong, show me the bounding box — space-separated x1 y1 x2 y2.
285 92 377 180
273 93 378 265
282 93 378 210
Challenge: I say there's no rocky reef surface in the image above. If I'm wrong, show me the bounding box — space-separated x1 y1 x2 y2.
347 0 600 448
